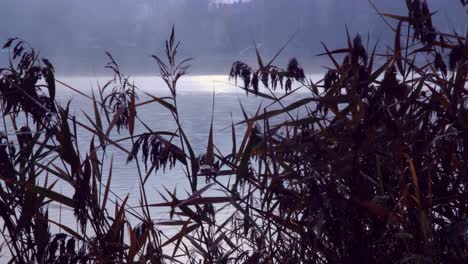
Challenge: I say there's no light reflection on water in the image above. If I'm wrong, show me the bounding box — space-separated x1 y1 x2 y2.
7 74 322 255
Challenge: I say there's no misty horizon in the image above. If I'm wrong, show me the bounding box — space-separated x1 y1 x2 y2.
1 0 466 75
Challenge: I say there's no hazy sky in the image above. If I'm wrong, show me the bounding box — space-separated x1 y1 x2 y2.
0 0 465 75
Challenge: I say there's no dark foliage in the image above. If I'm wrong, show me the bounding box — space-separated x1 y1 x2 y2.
406 0 437 47
0 1 466 263
102 52 138 133
449 44 467 71
229 57 306 94
0 39 56 127
127 133 187 173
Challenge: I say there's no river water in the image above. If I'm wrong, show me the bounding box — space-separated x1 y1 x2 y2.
1 74 322 260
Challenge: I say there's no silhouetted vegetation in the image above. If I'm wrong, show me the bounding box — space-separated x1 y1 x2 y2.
0 1 467 263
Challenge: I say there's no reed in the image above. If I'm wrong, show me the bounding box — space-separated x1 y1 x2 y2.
0 1 467 263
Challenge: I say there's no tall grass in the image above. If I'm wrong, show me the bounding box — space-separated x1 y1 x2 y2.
0 0 467 263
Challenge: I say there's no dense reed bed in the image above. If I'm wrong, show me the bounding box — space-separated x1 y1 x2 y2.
0 1 467 263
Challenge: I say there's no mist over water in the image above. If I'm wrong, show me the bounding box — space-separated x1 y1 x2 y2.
1 0 463 234
0 0 465 75
0 0 467 262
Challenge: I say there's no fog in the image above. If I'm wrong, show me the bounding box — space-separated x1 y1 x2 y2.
0 0 466 75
